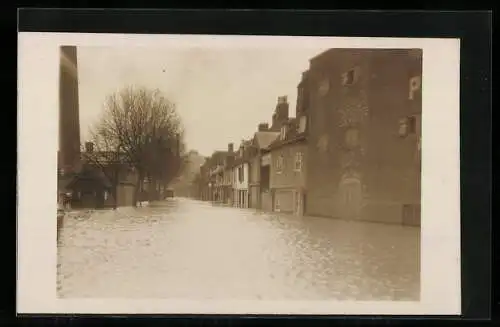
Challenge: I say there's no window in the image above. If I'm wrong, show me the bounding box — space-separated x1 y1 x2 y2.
298 116 307 133
399 115 418 137
342 68 357 86
294 152 303 171
345 128 360 148
407 116 417 134
297 88 304 109
276 155 284 173
280 125 287 140
398 118 408 137
318 78 330 96
238 166 244 182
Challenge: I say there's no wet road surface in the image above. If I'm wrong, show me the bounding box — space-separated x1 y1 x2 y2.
57 198 420 300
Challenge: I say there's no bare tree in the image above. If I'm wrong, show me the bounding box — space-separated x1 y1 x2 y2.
91 85 185 206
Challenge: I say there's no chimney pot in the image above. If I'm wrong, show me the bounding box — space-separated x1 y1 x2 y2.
258 123 269 131
277 95 288 104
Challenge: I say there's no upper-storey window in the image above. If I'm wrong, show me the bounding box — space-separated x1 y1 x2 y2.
280 125 287 140
345 128 360 148
318 78 330 96
342 68 358 86
298 116 307 133
276 155 284 173
238 166 244 183
294 152 303 171
399 115 419 137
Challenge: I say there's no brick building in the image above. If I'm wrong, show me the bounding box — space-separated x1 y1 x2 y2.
267 93 308 215
259 150 273 212
305 48 422 225
248 124 279 209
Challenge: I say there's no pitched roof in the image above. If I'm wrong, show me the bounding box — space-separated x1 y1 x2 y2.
58 174 77 192
253 131 280 149
267 117 306 150
208 150 229 164
66 168 113 190
81 151 132 164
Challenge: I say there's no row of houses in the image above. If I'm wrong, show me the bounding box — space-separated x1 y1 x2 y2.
197 48 422 226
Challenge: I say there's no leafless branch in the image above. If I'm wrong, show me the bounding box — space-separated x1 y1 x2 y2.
89 85 186 205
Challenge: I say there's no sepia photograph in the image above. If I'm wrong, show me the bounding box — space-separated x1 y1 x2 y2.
18 33 460 315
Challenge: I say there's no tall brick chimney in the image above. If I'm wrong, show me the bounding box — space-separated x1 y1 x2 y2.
258 123 269 132
228 143 234 153
271 96 289 131
85 141 94 153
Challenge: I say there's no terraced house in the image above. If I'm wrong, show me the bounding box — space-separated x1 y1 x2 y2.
267 114 308 215
208 150 230 203
248 124 279 210
232 140 252 208
222 143 236 205
197 48 422 227
198 158 211 201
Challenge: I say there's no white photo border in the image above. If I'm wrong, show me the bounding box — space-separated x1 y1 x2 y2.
17 33 461 315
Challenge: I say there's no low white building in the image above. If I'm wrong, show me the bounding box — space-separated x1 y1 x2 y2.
232 141 251 208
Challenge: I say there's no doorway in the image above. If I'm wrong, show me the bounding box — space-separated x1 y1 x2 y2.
340 178 363 219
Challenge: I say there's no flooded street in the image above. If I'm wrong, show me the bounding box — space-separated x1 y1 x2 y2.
57 198 420 301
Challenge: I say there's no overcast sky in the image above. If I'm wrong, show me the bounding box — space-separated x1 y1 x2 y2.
77 46 327 157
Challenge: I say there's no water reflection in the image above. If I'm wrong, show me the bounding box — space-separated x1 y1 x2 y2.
57 198 420 300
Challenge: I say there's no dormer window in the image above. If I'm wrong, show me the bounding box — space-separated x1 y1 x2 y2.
280 125 287 140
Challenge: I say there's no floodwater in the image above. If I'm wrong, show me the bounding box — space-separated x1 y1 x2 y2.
57 198 420 300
